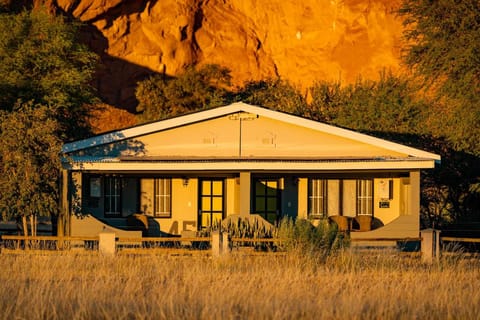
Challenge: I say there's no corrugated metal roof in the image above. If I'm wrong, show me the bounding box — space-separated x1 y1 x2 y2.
64 155 431 164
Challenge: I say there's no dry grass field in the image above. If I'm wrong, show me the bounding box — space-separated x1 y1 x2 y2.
0 250 479 320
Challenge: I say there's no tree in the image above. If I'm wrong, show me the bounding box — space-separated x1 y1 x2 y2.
0 104 61 235
236 78 308 115
308 72 478 227
398 0 480 155
136 64 232 122
0 8 98 140
0 8 98 232
398 0 480 225
309 71 427 138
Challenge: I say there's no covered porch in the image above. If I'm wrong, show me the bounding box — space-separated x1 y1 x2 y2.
59 163 422 240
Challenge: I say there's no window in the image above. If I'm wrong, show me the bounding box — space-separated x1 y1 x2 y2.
253 179 280 224
356 179 373 216
82 174 100 208
308 179 327 218
104 176 121 216
154 178 171 218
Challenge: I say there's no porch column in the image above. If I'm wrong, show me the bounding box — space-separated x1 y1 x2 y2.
297 178 308 219
409 170 420 215
409 170 421 231
239 171 251 217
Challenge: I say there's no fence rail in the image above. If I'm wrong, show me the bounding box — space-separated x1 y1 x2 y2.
350 237 422 242
2 234 480 256
441 237 480 243
230 237 286 243
0 235 212 252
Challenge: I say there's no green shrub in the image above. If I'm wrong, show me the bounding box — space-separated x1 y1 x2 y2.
220 217 273 239
275 218 348 256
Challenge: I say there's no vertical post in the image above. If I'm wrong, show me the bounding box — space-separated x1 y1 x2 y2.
297 178 308 219
435 229 441 258
59 169 69 237
409 171 421 230
421 229 441 262
211 231 220 257
239 171 251 217
221 232 230 255
99 232 116 256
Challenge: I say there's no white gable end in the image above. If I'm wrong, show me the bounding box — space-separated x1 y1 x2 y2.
63 102 440 168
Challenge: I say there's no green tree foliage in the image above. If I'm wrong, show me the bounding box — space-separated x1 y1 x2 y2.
0 8 98 228
0 9 98 140
309 71 427 138
398 0 480 225
0 104 61 224
399 0 480 155
236 78 308 115
136 64 232 122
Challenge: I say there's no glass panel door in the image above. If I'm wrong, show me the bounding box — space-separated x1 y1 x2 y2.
199 179 224 229
253 179 280 224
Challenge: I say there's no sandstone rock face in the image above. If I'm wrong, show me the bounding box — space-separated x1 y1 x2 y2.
48 0 405 111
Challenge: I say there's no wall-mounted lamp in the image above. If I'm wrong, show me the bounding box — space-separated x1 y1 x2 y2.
182 177 189 187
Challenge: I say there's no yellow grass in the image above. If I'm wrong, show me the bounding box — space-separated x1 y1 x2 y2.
0 250 479 319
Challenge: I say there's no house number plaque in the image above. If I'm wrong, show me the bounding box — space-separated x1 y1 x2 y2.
379 201 390 208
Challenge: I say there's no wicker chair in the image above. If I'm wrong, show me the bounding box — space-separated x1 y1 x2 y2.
355 215 373 232
329 215 350 232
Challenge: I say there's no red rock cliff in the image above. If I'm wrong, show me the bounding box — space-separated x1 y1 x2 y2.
46 0 405 111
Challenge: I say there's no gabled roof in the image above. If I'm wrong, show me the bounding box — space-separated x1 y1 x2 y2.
63 102 440 162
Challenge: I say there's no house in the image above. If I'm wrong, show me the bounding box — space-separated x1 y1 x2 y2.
59 102 440 241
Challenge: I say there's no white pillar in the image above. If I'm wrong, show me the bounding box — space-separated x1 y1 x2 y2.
212 231 220 257
409 171 421 224
99 232 116 256
239 172 251 217
421 229 441 262
221 232 230 255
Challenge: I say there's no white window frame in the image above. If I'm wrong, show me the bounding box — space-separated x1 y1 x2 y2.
356 179 373 216
308 178 327 218
154 178 171 218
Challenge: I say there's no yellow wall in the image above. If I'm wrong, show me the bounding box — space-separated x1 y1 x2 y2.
297 178 308 219
80 114 409 159
373 178 402 225
225 177 239 216
144 177 239 235
298 177 408 227
241 116 407 158
141 178 198 235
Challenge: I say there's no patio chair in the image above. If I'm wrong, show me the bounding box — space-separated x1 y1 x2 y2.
355 215 373 232
329 215 350 232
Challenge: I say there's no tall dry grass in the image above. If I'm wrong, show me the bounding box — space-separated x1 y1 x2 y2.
0 250 479 319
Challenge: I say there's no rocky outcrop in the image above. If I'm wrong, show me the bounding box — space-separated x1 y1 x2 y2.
46 0 405 111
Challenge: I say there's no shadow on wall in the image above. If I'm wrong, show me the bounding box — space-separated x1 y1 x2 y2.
58 135 148 236
127 214 162 237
